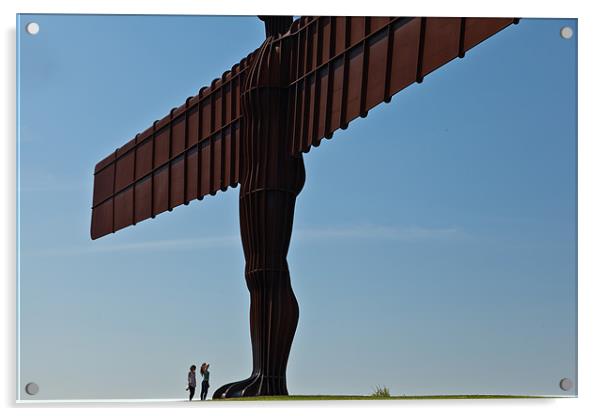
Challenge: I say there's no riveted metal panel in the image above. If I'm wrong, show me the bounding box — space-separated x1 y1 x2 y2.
153 127 170 167
91 52 253 239
134 176 152 224
171 114 185 154
152 166 169 216
212 134 223 194
223 128 232 188
92 162 114 207
464 18 514 51
328 56 345 138
90 198 113 238
287 16 517 155
199 140 212 196
365 29 389 111
115 151 135 193
421 17 462 76
345 44 364 123
334 17 346 56
114 187 133 232
232 122 241 185
370 16 390 33
135 139 153 180
349 17 365 45
303 75 316 152
389 18 421 97
185 148 199 202
321 18 332 63
315 66 329 143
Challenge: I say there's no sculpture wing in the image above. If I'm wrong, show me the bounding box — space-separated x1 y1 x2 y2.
91 51 257 239
286 16 518 155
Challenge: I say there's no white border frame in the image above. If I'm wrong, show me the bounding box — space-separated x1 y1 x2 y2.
3 1 600 415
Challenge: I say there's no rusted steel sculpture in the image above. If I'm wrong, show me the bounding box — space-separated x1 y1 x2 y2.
91 16 518 398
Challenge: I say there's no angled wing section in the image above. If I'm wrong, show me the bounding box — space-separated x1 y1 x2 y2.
91 51 256 239
287 16 518 155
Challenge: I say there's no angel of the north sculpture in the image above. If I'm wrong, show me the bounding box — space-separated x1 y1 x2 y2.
90 16 519 398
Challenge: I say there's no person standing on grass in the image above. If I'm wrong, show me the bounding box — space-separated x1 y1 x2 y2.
200 363 210 400
186 365 197 401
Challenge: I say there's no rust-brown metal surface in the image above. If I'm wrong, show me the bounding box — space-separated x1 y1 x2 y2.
213 19 306 397
286 17 516 154
90 16 518 398
90 52 254 239
91 16 516 241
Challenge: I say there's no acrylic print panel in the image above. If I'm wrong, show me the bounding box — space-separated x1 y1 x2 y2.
16 14 577 401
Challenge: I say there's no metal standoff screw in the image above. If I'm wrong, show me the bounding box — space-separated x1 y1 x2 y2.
559 378 573 391
25 382 39 396
560 26 573 40
25 22 40 35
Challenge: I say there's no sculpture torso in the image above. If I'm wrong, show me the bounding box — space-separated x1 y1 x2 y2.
240 36 305 196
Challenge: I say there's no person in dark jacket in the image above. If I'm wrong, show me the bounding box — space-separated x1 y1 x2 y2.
200 363 210 400
186 365 197 401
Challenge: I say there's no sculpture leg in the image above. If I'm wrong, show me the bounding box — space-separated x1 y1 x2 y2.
213 159 305 398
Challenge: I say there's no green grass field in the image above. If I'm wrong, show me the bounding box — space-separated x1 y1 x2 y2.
220 394 544 401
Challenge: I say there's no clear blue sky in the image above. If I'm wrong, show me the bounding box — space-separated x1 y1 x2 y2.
17 15 576 400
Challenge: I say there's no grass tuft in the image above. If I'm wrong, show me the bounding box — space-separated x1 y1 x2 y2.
371 385 391 398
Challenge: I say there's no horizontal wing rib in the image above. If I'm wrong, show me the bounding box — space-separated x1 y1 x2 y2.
287 16 518 155
91 51 256 239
